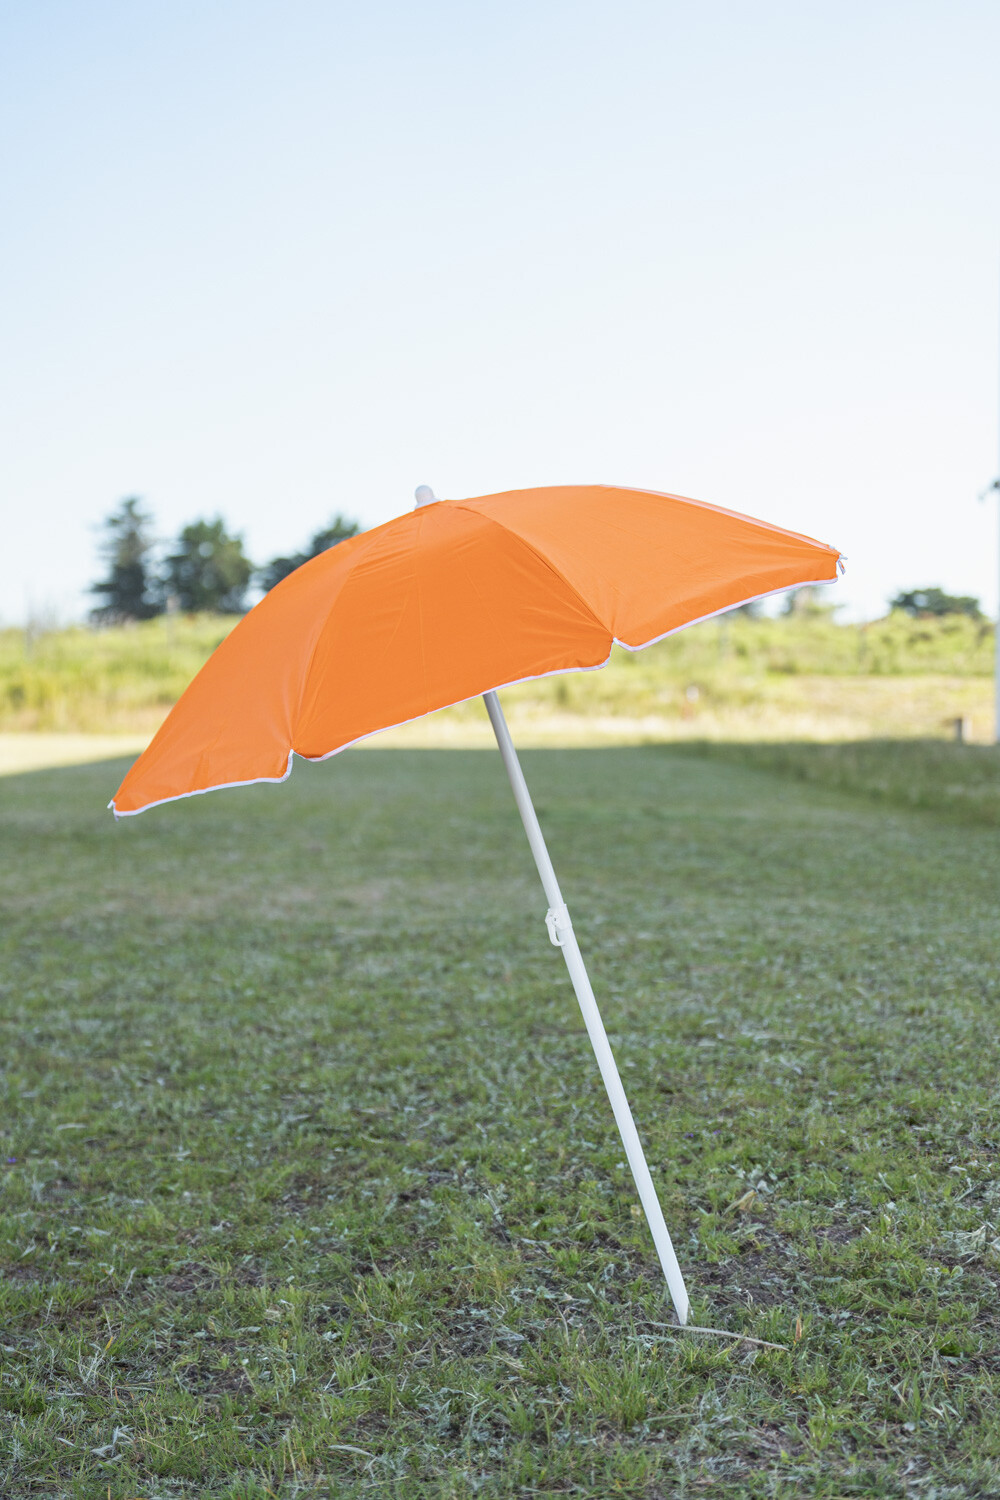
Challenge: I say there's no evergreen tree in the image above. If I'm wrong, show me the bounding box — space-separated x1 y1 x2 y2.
90 497 162 622
259 514 360 593
162 518 253 614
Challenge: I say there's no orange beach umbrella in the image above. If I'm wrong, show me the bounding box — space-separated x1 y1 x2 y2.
111 483 842 1323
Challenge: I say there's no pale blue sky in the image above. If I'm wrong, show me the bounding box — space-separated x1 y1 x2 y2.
2 0 998 625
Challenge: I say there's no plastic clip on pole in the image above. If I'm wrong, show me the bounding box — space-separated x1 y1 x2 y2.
545 903 571 947
482 688 690 1326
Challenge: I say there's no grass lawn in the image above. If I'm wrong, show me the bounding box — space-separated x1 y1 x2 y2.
2 736 1000 1497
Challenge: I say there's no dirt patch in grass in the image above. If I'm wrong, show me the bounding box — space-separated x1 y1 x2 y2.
161 1263 223 1294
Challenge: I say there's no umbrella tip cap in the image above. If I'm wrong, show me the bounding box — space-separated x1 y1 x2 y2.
414 485 437 507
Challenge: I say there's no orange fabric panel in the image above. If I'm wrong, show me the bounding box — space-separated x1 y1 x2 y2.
109 529 368 812
295 502 610 757
111 485 841 816
461 486 839 645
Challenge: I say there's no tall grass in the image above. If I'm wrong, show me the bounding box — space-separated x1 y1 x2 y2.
694 737 1000 824
0 616 236 732
0 609 993 736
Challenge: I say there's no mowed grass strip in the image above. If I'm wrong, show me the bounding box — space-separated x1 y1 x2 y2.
1 741 999 1497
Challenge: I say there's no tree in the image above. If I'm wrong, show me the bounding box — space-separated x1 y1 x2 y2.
889 587 982 620
259 514 360 593
90 497 162 622
162 518 253 614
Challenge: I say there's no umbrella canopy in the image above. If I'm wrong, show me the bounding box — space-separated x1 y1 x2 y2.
108 481 842 1328
111 484 840 816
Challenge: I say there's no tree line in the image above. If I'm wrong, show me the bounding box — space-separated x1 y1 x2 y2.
91 496 985 626
90 498 360 622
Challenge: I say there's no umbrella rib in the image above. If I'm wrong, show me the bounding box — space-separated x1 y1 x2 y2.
454 493 841 649
290 526 388 740
449 502 612 639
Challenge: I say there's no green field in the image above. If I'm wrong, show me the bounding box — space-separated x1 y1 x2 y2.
3 737 1000 1497
2 611 995 742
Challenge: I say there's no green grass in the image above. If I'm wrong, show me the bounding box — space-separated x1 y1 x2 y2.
3 737 1000 1496
695 738 1000 825
0 618 237 733
1 610 994 734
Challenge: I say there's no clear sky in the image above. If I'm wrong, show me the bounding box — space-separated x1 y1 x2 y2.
2 0 998 625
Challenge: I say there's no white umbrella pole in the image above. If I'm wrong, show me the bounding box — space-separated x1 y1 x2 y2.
483 690 690 1325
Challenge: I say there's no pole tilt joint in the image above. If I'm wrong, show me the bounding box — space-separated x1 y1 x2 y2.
545 902 573 947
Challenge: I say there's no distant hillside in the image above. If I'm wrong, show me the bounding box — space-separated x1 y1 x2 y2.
0 610 994 737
